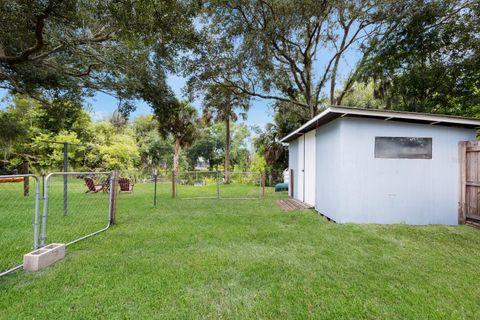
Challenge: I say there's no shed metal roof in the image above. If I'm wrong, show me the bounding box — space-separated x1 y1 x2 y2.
280 106 480 143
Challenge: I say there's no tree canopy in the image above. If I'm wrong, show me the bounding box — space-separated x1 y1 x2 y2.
1 0 479 176
0 0 198 112
185 0 403 117
356 0 480 115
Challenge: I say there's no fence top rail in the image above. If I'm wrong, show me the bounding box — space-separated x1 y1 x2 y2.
177 170 219 174
175 171 263 175
45 171 112 179
0 174 40 179
45 172 112 184
223 171 262 175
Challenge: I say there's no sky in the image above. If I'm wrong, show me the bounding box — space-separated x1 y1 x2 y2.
0 75 275 131
84 73 275 130
82 44 361 128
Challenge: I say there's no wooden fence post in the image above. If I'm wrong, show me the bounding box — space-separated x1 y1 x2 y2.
110 170 119 225
289 169 294 198
22 160 29 196
172 170 176 198
458 141 467 224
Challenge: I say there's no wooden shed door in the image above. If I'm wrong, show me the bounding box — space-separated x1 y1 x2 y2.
459 141 480 224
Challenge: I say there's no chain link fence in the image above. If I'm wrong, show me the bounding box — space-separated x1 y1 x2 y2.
220 172 263 199
42 172 112 247
172 171 264 200
175 171 220 199
0 174 40 276
0 171 113 277
264 170 286 187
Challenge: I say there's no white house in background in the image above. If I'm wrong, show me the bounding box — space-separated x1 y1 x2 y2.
281 106 480 225
194 157 208 170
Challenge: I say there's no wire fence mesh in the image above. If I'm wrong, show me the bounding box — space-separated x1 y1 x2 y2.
172 171 264 200
176 171 220 199
264 171 285 187
220 172 263 199
42 172 112 247
155 171 173 185
0 175 40 276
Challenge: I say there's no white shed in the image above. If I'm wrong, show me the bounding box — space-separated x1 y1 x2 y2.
281 106 480 225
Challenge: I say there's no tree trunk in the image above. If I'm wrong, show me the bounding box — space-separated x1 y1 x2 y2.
336 74 356 106
330 56 341 105
330 23 351 105
224 117 231 184
173 137 181 174
304 47 316 118
172 137 181 198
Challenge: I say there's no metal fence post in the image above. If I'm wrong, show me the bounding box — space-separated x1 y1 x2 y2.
41 174 51 246
107 172 114 225
153 169 158 206
63 142 68 216
110 170 118 225
32 176 40 249
216 171 220 199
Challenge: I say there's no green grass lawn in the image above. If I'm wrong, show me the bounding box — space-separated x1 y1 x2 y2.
1 182 480 319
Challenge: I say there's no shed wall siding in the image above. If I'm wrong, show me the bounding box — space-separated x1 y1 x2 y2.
314 121 342 221
288 139 299 199
335 117 476 225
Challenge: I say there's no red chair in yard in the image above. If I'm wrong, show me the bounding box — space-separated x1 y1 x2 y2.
84 177 107 193
118 178 134 193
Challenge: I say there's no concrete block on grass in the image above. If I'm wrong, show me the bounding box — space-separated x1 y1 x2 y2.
23 243 65 272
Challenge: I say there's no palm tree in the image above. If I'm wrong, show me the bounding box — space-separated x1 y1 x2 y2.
154 100 198 196
203 85 250 183
253 123 287 168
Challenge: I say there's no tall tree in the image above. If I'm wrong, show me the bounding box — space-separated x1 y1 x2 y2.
202 85 250 182
271 100 312 138
357 0 479 115
186 0 398 117
132 53 199 180
154 100 198 179
187 124 225 171
0 111 28 172
133 115 174 171
0 94 95 172
253 123 287 173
